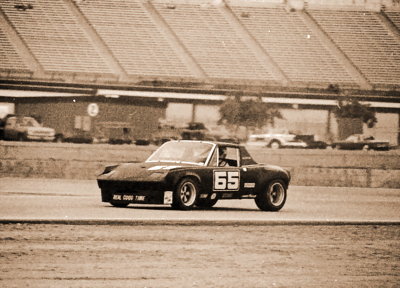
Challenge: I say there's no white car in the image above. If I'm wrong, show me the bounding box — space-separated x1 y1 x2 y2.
247 130 307 149
1 115 55 142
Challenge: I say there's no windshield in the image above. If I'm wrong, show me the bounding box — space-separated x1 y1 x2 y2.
18 117 41 127
146 141 214 166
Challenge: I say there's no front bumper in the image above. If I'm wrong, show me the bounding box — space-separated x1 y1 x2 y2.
98 180 172 205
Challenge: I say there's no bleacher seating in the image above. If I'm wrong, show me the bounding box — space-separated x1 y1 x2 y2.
0 27 30 72
0 0 398 90
309 9 400 87
0 0 112 74
152 1 275 81
230 4 357 86
385 11 400 30
76 0 194 78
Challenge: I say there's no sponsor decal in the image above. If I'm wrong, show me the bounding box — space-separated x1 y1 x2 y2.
163 191 173 204
244 182 256 188
113 194 145 201
242 194 257 199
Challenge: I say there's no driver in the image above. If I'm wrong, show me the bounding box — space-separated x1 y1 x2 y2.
218 147 228 167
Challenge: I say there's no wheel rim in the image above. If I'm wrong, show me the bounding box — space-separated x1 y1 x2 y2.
268 182 285 206
179 182 196 206
271 142 280 149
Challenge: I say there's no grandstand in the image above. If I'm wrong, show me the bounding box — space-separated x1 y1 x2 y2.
77 0 196 79
0 0 399 88
385 10 400 30
0 0 113 76
309 8 400 87
152 0 277 82
0 0 399 143
0 28 29 71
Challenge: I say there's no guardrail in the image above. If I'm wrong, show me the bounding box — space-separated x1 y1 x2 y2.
0 141 399 188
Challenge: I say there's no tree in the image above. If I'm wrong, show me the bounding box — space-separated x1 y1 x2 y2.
333 97 377 128
218 96 282 136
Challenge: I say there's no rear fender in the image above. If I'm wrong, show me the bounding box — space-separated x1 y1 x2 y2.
255 172 289 196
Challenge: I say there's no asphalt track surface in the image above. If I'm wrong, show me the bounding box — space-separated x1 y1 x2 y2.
1 178 399 287
0 177 399 224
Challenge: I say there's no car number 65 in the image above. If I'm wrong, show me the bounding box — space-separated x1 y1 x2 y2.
214 171 240 191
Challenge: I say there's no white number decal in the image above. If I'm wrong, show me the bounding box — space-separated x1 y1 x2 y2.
214 171 240 191
214 171 227 190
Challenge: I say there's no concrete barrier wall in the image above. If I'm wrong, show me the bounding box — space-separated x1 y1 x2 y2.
1 142 399 188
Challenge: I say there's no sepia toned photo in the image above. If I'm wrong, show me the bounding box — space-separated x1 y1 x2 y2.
0 0 399 287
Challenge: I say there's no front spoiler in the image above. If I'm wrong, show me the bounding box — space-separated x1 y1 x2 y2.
110 191 173 205
98 180 172 205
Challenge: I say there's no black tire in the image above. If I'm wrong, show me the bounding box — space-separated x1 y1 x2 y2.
270 140 281 149
196 197 218 209
110 201 129 208
255 179 287 212
172 178 199 210
17 133 27 141
54 134 64 143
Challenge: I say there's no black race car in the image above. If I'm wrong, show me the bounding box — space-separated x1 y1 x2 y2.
98 140 290 211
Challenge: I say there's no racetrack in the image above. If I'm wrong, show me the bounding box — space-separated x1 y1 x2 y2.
0 178 399 223
0 178 399 287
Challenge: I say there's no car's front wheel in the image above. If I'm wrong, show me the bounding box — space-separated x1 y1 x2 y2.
172 178 199 210
255 180 287 211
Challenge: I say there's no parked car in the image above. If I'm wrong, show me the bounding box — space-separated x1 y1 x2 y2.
246 129 307 149
98 140 290 211
294 134 328 149
207 125 240 143
331 134 390 151
151 120 181 146
180 122 209 140
0 114 55 142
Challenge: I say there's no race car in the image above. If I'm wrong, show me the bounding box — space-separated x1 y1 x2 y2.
97 140 290 211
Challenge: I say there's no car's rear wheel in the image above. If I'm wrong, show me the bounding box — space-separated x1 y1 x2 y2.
196 197 218 209
172 178 199 210
255 179 287 212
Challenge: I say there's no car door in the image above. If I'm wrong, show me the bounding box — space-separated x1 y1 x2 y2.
201 146 243 199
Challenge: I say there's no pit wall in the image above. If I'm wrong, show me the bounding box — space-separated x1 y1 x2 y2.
0 142 399 188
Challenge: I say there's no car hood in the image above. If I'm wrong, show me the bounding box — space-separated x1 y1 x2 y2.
97 162 193 181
